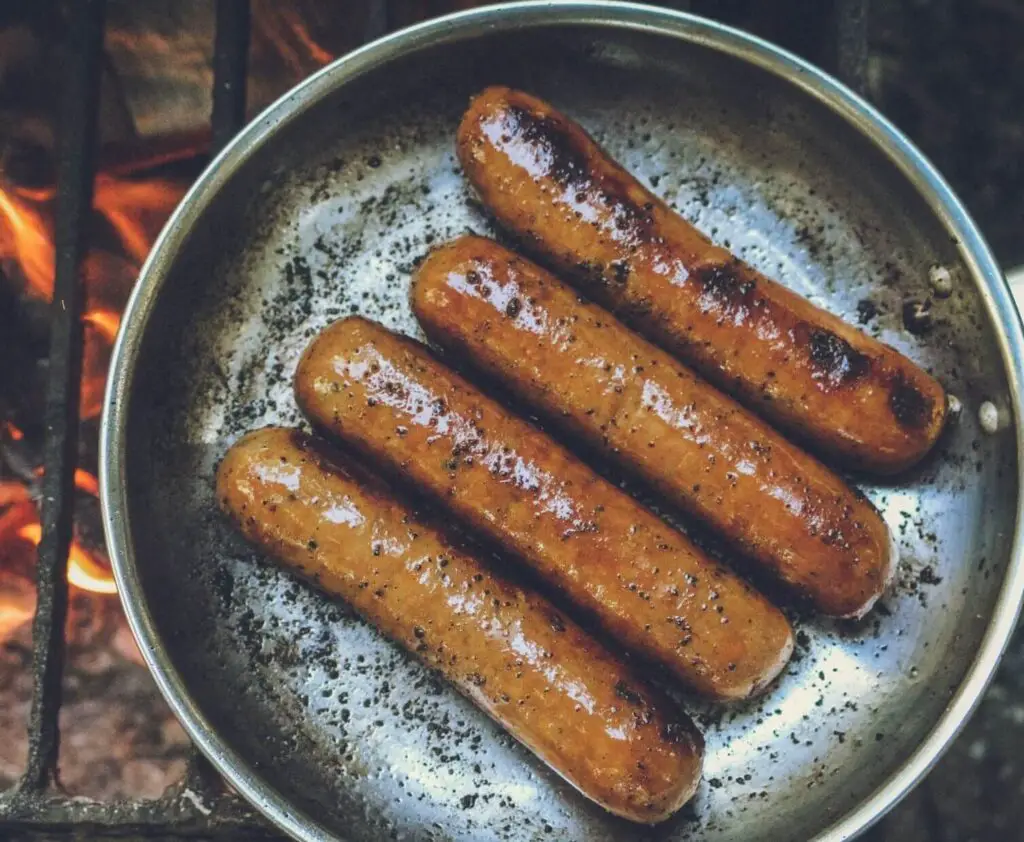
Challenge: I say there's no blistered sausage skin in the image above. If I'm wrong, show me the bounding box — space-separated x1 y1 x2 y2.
457 86 948 475
217 428 702 823
413 236 894 618
295 317 794 700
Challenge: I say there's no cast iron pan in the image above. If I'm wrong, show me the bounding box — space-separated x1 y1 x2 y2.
101 3 1024 840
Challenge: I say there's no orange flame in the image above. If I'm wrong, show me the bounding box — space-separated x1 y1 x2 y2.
1 471 114 596
254 3 335 76
74 469 100 497
92 176 185 265
83 308 121 345
15 523 117 595
0 185 54 299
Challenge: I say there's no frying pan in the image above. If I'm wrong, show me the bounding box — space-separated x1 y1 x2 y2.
100 3 1024 840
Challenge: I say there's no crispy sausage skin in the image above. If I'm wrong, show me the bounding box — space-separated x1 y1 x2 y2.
412 236 894 618
295 317 794 700
456 86 947 475
217 427 702 823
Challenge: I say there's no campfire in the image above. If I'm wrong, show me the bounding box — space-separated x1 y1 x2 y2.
0 175 186 613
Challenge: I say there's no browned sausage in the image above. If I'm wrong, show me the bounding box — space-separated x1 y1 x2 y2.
217 427 702 823
295 317 794 700
412 236 894 618
456 86 947 475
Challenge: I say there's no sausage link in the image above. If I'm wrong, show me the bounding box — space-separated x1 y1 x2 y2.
295 317 794 700
456 86 947 474
217 427 702 823
412 236 894 618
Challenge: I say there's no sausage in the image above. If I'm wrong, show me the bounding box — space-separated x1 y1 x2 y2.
412 236 894 618
456 86 948 475
295 317 794 700
217 427 703 823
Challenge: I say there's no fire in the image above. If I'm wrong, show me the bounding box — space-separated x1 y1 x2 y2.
1 469 116 596
1 173 185 609
83 308 121 345
14 523 117 595
74 469 100 496
0 184 54 299
0 175 185 302
93 176 185 265
254 3 335 76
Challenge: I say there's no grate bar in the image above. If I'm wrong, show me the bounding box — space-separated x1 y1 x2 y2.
20 0 107 793
211 0 252 154
0 790 278 839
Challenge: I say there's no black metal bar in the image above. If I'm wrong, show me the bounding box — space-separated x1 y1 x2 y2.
20 0 106 793
830 0 870 95
0 790 278 839
211 0 252 154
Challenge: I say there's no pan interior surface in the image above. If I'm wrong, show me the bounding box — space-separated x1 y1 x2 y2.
112 16 1018 842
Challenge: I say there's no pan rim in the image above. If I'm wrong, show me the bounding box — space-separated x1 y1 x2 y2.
99 3 1024 841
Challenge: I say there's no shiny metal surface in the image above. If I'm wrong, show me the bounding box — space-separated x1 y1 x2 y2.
100 3 1024 841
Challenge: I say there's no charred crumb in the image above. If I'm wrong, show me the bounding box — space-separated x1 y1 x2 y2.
856 299 878 324
902 299 933 335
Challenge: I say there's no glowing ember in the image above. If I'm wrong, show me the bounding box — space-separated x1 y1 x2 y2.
74 469 100 497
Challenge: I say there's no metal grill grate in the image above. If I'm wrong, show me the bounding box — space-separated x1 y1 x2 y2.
0 1 869 837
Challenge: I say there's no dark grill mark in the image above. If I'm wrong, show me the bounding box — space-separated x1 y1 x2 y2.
803 326 870 388
500 104 654 249
505 105 588 187
693 262 757 315
888 373 932 428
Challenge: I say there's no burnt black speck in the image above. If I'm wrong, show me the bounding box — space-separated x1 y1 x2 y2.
902 300 934 335
856 299 878 324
